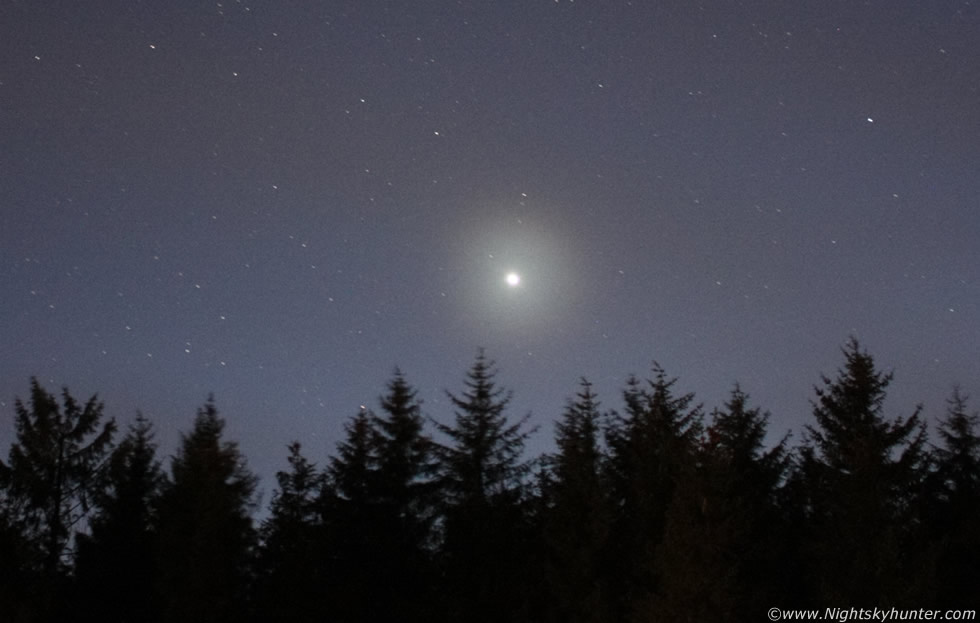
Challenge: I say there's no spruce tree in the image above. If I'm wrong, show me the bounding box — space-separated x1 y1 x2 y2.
603 365 702 621
327 407 376 506
255 442 330 622
262 443 323 556
319 407 381 623
434 349 537 623
540 379 611 623
314 371 439 622
799 339 928 604
934 387 980 508
369 370 439 621
648 385 790 623
74 413 164 622
0 378 115 592
371 370 438 540
436 351 535 507
155 398 258 623
930 387 980 605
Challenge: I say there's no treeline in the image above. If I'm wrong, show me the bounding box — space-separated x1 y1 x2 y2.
1 340 977 622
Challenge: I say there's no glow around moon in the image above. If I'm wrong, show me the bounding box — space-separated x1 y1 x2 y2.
449 205 583 335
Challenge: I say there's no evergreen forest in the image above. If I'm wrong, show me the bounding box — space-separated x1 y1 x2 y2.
1 341 978 622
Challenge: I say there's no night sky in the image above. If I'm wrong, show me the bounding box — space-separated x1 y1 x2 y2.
3 1 978 491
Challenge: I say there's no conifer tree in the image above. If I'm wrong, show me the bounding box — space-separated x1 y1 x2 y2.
318 369 440 623
603 365 702 621
74 413 164 622
540 379 611 623
0 379 115 580
647 385 789 623
799 339 928 604
930 387 980 605
327 406 376 506
434 349 537 623
371 370 438 541
255 442 329 622
319 407 381 623
263 443 323 552
155 398 258 623
369 370 439 621
934 387 980 508
436 351 535 507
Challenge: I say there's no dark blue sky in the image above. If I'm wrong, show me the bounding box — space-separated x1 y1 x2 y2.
2 0 978 489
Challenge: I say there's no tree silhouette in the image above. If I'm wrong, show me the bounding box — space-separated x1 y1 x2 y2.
154 398 258 623
74 413 164 623
929 387 980 605
369 370 440 621
435 351 535 507
603 365 702 621
648 385 790 623
799 339 928 604
3 339 977 617
327 407 375 505
318 371 440 622
319 407 381 622
434 349 537 623
371 370 439 542
255 442 329 622
540 378 611 623
934 387 980 508
0 379 116 580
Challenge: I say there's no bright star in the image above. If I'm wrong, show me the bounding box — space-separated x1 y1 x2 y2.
505 272 521 287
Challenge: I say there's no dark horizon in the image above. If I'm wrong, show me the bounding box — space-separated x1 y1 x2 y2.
2 340 977 621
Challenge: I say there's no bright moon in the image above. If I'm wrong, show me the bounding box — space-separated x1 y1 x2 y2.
505 272 521 287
